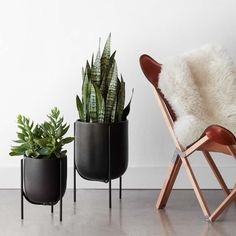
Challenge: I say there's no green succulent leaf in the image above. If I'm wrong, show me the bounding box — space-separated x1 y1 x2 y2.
38 147 50 156
10 107 73 159
61 137 74 145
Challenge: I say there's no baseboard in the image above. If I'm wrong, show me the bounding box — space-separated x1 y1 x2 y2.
1 166 236 189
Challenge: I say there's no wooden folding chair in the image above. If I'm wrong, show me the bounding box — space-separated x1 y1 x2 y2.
139 54 236 222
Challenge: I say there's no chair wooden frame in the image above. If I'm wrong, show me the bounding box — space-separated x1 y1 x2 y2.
140 54 236 222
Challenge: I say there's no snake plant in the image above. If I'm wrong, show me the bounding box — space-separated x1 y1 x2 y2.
9 107 74 159
76 34 133 123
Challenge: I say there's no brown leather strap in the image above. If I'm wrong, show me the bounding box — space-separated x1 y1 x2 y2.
139 54 177 121
204 125 236 145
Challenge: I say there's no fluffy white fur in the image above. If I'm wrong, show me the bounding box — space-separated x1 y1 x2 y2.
159 45 236 147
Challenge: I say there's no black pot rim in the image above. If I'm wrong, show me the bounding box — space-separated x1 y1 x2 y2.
23 156 67 161
75 119 128 126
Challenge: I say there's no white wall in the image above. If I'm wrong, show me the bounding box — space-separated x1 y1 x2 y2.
1 0 236 189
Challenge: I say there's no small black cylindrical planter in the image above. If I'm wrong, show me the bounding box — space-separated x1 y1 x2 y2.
73 120 128 208
21 156 67 221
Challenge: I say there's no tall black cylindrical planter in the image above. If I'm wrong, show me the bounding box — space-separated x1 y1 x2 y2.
21 156 67 221
73 120 128 207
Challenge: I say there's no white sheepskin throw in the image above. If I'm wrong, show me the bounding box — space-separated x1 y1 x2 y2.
159 45 236 147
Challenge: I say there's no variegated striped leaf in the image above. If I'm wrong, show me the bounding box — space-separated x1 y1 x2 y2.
106 53 117 87
100 55 116 98
110 97 117 123
86 60 91 79
76 95 85 121
91 46 101 86
116 75 125 122
94 84 105 123
91 53 94 67
86 81 92 122
122 88 134 121
105 68 118 123
101 33 111 73
89 84 97 122
82 73 92 122
82 72 89 119
82 67 85 80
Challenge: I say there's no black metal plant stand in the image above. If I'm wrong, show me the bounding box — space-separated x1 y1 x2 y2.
21 158 64 221
73 123 123 208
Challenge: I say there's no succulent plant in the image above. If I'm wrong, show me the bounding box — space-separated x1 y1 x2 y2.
9 107 74 159
76 34 133 123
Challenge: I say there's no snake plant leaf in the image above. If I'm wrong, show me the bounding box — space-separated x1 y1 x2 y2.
105 67 118 123
86 60 91 80
82 72 91 121
86 81 92 122
111 98 117 123
89 83 98 122
82 67 85 80
91 53 94 67
76 95 85 121
122 88 134 121
106 52 117 87
77 35 132 124
94 84 105 123
91 45 101 86
100 55 117 98
116 75 125 122
101 33 111 73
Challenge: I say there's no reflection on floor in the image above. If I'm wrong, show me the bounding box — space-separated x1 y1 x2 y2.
0 190 236 236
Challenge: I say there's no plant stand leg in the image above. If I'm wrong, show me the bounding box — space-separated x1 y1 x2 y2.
109 179 112 208
51 203 53 213
74 122 76 203
60 159 62 221
21 159 24 220
108 125 112 209
119 177 122 199
74 161 76 203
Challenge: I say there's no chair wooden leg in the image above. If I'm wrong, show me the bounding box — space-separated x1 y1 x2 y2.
182 157 211 218
156 155 182 209
203 151 230 196
209 187 236 222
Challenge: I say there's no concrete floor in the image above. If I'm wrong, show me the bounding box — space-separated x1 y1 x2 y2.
0 190 236 236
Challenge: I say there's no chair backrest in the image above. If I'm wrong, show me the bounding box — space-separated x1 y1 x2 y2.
139 54 185 151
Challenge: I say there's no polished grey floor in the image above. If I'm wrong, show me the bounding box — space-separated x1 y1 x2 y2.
0 189 236 236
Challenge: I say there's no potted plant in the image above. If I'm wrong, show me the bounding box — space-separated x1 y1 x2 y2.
10 107 74 221
74 34 133 207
